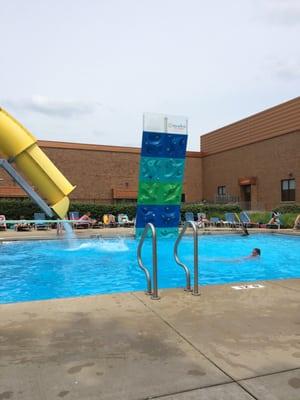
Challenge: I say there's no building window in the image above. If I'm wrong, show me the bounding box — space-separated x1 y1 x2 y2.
217 186 226 196
281 179 295 202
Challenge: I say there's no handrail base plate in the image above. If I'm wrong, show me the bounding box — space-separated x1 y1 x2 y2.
151 295 161 300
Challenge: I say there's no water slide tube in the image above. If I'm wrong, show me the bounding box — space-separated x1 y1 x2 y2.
0 108 75 218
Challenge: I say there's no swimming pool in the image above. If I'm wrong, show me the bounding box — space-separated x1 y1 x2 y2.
0 234 299 304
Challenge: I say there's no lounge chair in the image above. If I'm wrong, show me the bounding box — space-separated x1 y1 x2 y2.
92 220 104 229
197 212 210 227
103 214 119 228
266 212 281 229
15 218 32 232
184 212 195 222
224 212 241 228
294 214 300 230
0 215 7 231
34 213 50 230
69 211 89 229
117 214 134 227
210 217 222 227
239 211 259 228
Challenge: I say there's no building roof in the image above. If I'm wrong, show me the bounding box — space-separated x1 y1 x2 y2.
39 140 203 158
201 96 300 155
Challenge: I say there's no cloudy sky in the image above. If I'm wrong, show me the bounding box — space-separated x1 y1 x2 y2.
0 0 299 150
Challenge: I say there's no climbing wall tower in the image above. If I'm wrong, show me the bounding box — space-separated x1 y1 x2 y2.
135 113 188 237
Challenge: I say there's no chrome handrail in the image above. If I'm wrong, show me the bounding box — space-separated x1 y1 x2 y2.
174 221 200 296
137 223 160 300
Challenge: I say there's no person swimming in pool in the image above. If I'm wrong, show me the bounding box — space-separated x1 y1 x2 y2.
247 248 261 258
203 248 261 263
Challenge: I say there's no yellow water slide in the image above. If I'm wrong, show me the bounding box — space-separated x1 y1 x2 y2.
0 108 75 218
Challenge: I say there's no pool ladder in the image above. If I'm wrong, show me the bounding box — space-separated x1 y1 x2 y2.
174 221 200 296
137 221 200 299
137 223 160 300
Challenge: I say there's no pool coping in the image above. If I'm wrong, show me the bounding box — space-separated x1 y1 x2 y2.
0 226 299 242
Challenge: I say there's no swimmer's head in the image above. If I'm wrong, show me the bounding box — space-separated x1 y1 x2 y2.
252 248 261 257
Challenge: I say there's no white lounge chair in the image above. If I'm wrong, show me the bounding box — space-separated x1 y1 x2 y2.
0 215 7 231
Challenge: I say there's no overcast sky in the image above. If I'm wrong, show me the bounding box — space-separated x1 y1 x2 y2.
0 0 299 150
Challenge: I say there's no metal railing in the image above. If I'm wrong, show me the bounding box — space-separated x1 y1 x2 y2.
137 223 160 300
214 194 240 204
174 221 200 296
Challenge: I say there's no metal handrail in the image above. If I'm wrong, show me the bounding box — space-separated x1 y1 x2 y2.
137 223 160 300
174 221 200 296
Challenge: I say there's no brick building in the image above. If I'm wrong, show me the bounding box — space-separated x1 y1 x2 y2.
0 142 203 204
0 97 299 210
201 96 300 210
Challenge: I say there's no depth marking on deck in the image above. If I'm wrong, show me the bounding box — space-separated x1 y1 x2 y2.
231 283 265 290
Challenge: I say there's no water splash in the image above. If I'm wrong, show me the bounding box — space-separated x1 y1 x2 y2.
62 221 78 247
66 238 129 253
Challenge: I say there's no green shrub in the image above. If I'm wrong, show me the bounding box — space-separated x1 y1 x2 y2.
280 213 298 228
0 199 297 227
250 211 298 228
0 199 40 219
0 199 138 220
249 212 270 224
275 204 300 214
0 199 241 221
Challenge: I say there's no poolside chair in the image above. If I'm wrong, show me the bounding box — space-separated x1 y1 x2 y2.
293 214 300 230
69 211 79 229
184 212 195 223
210 217 222 227
103 214 119 228
197 212 210 228
0 215 7 231
103 214 109 227
69 211 79 221
69 211 89 229
15 217 32 232
266 212 281 229
239 211 259 228
224 212 241 228
92 219 104 229
34 213 50 230
117 214 134 227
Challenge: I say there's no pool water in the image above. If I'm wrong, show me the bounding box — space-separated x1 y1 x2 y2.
0 234 299 304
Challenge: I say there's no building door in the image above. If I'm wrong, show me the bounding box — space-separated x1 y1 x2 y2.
241 184 251 210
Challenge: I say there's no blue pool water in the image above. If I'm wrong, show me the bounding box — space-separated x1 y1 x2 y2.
0 234 299 304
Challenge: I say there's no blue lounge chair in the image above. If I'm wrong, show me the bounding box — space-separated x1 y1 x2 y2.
210 217 221 227
240 211 259 228
224 212 241 228
34 213 50 230
185 212 195 222
69 211 79 220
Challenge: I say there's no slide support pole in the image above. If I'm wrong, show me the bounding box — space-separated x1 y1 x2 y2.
0 159 54 218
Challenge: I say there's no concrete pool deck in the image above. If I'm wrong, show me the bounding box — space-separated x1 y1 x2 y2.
1 280 300 399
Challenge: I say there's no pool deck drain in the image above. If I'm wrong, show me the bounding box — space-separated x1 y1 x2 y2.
0 280 300 399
